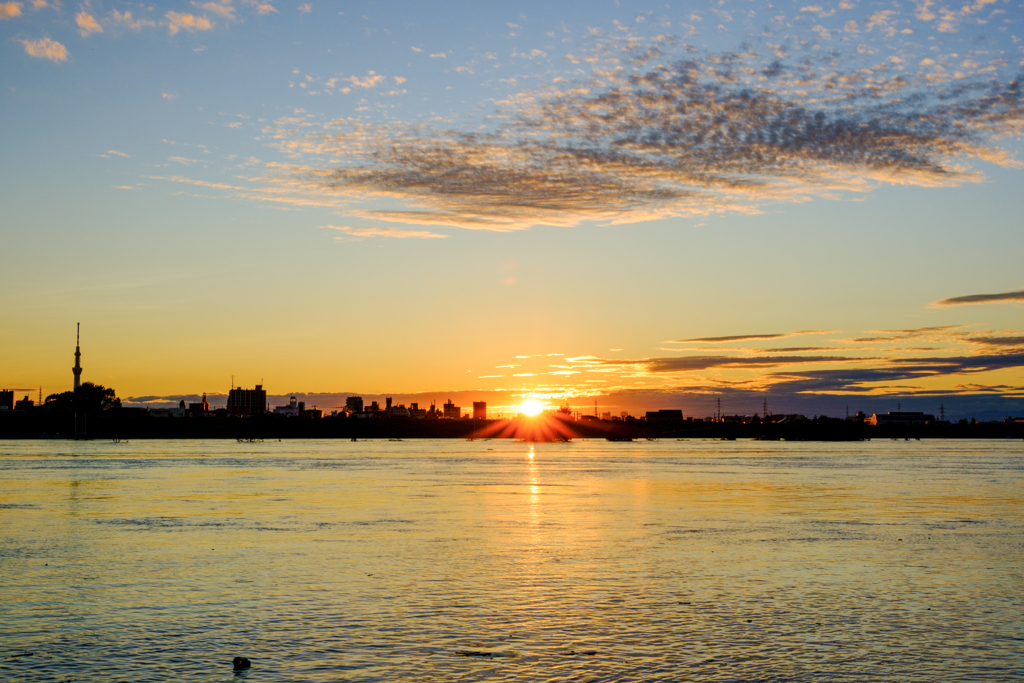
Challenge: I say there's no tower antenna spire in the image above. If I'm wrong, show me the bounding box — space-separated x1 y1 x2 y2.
72 322 83 391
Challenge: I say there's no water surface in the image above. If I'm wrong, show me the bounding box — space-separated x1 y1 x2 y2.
1 438 1022 681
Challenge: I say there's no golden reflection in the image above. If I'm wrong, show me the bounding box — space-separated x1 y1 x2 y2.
527 445 540 525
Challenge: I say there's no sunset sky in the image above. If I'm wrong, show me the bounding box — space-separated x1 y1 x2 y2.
2 0 1023 418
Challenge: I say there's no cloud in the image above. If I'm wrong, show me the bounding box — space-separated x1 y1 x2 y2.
76 10 102 35
150 174 347 208
195 1 236 20
242 0 276 15
322 224 447 239
21 36 67 61
298 3 310 13
574 355 860 373
106 150 130 157
346 71 385 88
166 11 213 35
429 52 446 59
850 326 963 343
864 10 896 32
162 92 178 100
761 353 1024 394
932 289 1024 306
276 38 1024 232
890 353 1024 373
965 336 1024 347
670 331 827 343
1 2 22 19
112 9 156 30
915 0 936 21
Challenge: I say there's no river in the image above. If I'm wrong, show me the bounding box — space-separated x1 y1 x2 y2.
1 438 1022 681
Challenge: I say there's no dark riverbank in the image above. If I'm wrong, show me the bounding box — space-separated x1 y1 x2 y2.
1 409 1021 441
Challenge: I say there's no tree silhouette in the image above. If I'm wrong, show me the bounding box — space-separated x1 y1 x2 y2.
45 382 121 413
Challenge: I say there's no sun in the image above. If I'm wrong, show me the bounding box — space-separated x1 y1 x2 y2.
520 399 545 417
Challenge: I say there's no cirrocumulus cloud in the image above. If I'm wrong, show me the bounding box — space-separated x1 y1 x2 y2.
269 39 1024 232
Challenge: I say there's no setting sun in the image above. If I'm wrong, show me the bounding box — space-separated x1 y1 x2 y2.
519 399 545 416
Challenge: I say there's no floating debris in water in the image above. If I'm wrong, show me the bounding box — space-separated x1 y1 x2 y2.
233 656 251 670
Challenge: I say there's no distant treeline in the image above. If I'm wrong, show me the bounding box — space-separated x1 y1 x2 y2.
1 409 1021 441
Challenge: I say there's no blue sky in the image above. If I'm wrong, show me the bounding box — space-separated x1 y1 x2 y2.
2 0 1023 417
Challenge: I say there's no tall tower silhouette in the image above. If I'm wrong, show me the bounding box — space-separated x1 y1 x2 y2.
72 323 83 390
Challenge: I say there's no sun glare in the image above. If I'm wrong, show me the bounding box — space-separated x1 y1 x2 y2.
520 399 545 416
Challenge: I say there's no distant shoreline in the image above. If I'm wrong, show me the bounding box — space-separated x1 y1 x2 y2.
2 411 1021 441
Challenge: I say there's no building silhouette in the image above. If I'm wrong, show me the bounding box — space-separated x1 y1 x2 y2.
646 409 683 421
443 399 461 419
188 393 210 417
0 390 13 411
227 384 267 416
473 402 487 420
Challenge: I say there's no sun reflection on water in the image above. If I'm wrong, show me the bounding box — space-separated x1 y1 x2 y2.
0 439 1022 681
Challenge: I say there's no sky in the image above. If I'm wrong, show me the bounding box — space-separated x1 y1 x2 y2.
2 0 1023 419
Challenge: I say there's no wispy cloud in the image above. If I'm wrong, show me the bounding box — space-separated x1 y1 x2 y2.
149 174 347 208
322 224 447 239
933 289 1024 306
761 352 1024 394
112 9 156 30
850 326 962 343
21 36 66 61
195 1 236 21
76 10 102 36
242 0 276 15
166 11 213 35
346 71 385 88
670 331 828 343
964 335 1024 347
486 315 1024 409
570 354 860 373
271 37 1024 232
0 2 22 20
